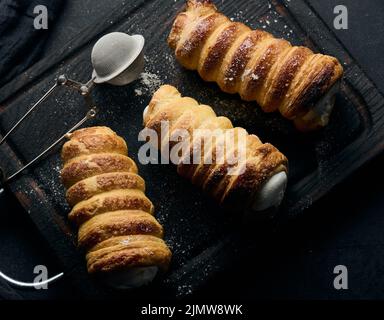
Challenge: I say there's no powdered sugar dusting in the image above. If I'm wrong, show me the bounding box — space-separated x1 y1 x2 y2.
135 71 163 95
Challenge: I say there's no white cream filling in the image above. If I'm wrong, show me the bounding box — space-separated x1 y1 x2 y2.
102 266 158 289
252 171 288 211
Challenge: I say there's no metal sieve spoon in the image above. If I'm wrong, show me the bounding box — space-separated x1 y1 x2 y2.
0 32 145 183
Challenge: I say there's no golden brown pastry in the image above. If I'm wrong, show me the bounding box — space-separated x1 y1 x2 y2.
87 235 171 274
61 126 171 288
143 85 288 211
168 0 344 130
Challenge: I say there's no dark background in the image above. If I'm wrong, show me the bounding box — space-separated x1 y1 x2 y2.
0 0 383 300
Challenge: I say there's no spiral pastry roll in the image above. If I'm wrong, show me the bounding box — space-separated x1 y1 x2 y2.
168 0 343 130
143 85 288 211
61 126 171 289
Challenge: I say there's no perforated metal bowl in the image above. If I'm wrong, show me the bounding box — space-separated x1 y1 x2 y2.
91 32 145 85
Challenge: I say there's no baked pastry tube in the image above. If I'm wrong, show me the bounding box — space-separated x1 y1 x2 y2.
61 126 171 289
168 0 344 131
143 85 288 211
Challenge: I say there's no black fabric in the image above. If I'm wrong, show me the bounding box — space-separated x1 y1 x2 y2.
0 0 65 88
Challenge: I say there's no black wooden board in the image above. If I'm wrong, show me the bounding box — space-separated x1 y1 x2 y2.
0 0 383 298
